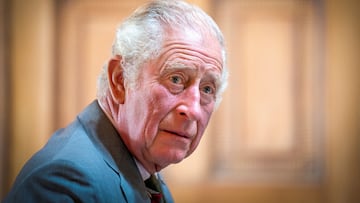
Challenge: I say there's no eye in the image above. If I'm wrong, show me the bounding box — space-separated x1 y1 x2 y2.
202 86 214 94
162 73 186 94
201 84 215 95
200 83 216 104
170 75 182 84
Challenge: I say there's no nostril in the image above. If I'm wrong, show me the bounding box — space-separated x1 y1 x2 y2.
179 112 186 116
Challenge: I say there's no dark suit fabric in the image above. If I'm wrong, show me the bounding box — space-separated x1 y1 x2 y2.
3 101 174 203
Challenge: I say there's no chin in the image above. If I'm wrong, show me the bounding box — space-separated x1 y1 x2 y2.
157 151 187 167
171 151 189 163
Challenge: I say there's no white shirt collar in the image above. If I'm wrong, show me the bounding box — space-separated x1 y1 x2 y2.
135 159 151 181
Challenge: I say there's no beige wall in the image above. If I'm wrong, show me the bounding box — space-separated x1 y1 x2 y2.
1 0 359 202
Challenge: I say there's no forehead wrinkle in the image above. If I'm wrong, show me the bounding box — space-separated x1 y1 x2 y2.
162 41 223 70
161 60 198 77
165 58 198 70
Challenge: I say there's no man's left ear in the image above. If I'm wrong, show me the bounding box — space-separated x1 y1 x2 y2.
107 55 125 104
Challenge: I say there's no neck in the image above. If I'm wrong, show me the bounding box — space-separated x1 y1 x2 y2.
98 97 158 174
98 96 118 122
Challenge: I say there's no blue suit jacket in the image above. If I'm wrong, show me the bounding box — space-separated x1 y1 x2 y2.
3 101 174 203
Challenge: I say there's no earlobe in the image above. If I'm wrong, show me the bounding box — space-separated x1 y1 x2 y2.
107 55 125 104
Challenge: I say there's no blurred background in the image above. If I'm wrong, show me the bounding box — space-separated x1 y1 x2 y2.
0 0 359 202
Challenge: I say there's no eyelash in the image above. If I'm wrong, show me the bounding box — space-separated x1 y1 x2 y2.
202 85 214 94
164 73 186 94
170 75 183 85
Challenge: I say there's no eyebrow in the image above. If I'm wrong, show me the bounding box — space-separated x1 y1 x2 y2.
160 61 198 76
165 61 197 70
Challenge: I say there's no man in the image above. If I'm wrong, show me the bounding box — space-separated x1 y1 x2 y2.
3 0 228 202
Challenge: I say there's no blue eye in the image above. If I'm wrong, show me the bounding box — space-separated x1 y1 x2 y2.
200 84 216 105
170 75 182 84
164 74 186 94
202 85 215 95
203 86 212 94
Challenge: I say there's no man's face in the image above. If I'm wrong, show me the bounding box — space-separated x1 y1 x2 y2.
120 28 223 172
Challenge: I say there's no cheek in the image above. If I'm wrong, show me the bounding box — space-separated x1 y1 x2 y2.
144 86 175 137
187 112 213 156
150 85 179 110
128 95 149 124
185 133 204 159
126 89 157 139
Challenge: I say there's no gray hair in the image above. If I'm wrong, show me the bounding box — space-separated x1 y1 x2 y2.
97 0 228 107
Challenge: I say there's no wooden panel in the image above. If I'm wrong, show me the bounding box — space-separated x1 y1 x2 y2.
325 0 360 202
56 0 147 127
168 184 324 203
8 0 55 188
209 0 325 183
0 0 8 197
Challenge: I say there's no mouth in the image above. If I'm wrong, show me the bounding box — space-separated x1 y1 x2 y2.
163 130 192 139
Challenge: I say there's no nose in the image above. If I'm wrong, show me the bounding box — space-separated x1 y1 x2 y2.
176 86 202 121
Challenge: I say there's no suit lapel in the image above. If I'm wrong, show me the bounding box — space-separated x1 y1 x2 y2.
77 101 149 202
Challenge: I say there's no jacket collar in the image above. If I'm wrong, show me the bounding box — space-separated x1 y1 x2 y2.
77 100 149 201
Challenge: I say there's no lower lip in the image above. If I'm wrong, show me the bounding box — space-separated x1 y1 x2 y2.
163 131 191 141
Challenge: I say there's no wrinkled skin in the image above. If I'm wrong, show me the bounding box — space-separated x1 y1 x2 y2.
105 27 223 174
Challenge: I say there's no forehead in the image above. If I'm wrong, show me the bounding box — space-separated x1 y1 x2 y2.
159 27 223 72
